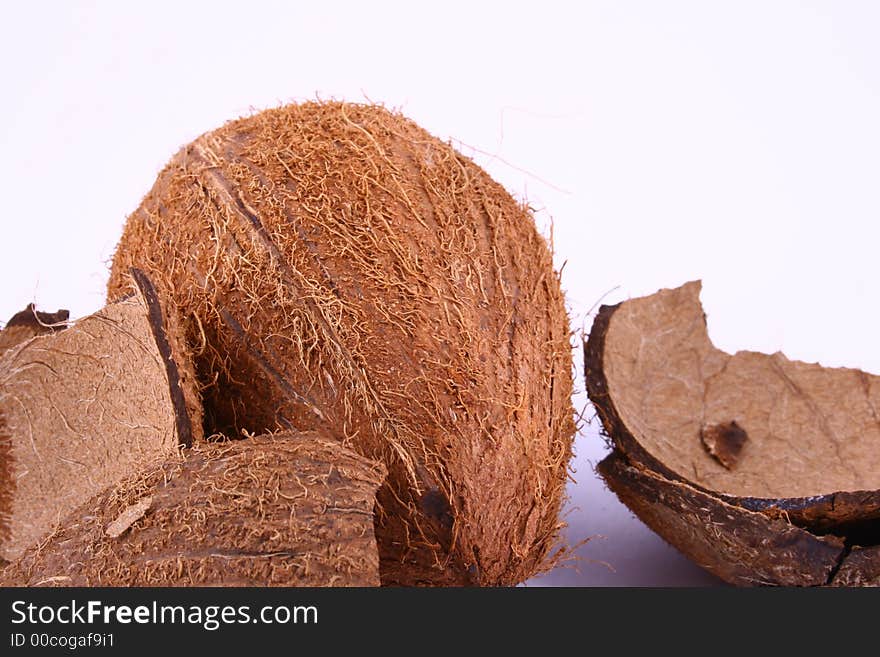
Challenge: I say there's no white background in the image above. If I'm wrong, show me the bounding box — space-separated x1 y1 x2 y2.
1 1 877 586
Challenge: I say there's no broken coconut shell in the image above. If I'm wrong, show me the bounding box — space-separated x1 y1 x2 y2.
586 281 880 586
598 451 845 585
0 270 202 561
108 101 576 585
0 432 386 587
0 304 69 357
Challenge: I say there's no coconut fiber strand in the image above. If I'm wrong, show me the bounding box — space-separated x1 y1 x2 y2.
0 270 202 562
586 281 880 586
108 101 576 586
1 432 386 586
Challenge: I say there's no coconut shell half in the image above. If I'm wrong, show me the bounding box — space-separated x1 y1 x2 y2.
0 271 202 561
0 432 386 587
585 281 880 586
108 101 576 585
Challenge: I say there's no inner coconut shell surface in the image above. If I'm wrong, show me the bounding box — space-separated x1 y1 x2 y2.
586 281 880 531
0 272 202 561
108 101 576 585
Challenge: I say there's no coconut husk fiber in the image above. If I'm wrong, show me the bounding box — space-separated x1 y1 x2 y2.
0 304 69 357
585 281 880 586
1 432 386 587
108 101 576 586
0 270 202 562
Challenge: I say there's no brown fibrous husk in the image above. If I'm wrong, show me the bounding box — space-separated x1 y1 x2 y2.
0 432 386 587
108 101 576 585
586 281 880 586
0 272 202 561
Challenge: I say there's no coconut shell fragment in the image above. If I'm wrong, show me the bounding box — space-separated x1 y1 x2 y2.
108 101 576 585
597 452 844 586
700 421 748 470
0 272 202 561
586 281 880 586
0 304 69 357
1 432 386 587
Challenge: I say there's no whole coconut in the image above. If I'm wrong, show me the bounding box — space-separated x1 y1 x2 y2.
108 101 575 585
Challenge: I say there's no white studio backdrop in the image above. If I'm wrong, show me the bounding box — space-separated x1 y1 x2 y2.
1 1 877 586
